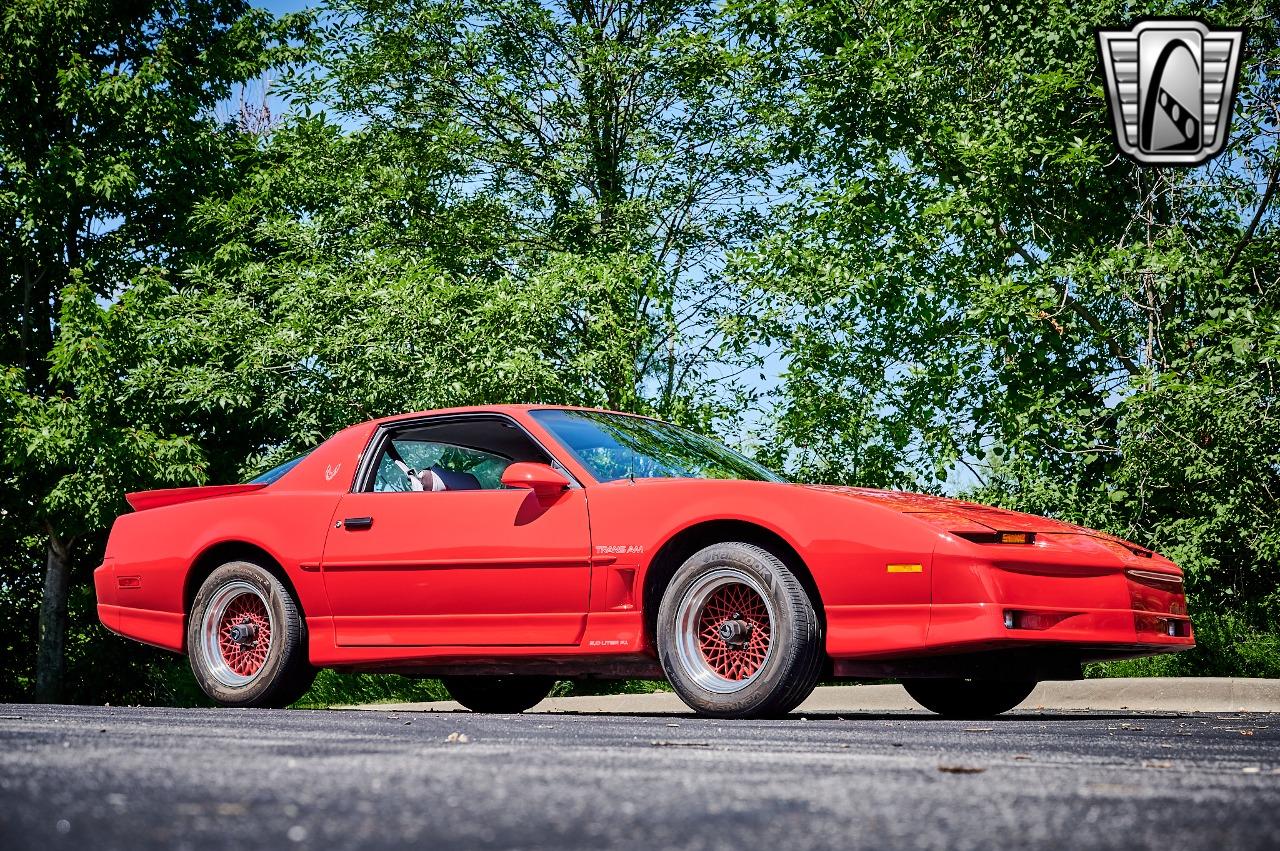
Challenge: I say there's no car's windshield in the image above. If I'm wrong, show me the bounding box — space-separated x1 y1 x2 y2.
530 409 784 484
247 453 309 485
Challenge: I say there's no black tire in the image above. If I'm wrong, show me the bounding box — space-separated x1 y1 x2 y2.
441 676 556 713
901 678 1037 718
657 542 823 719
187 561 315 708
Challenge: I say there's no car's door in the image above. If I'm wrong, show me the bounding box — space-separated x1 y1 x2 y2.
319 416 592 647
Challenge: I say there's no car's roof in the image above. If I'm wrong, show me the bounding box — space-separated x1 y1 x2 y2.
367 404 659 427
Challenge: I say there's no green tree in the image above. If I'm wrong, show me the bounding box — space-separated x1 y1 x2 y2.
115 115 613 463
740 1 1280 639
293 0 777 421
0 0 302 700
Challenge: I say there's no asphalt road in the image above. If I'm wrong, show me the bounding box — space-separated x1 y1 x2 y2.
1 704 1277 850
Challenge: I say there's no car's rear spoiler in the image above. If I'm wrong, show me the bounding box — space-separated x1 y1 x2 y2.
125 483 267 512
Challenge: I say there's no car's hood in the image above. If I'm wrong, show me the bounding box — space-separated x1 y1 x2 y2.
802 485 1152 553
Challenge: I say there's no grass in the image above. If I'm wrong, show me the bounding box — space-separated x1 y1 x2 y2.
293 670 673 709
294 670 452 708
1085 611 1280 679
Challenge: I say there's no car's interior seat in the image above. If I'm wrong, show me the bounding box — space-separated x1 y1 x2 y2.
428 465 482 491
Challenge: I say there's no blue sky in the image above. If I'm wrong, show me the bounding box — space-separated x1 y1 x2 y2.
259 0 310 14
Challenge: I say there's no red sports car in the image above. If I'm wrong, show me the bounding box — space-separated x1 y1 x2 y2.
95 405 1193 718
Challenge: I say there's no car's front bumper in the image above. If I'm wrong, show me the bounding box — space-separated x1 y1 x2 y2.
829 535 1194 678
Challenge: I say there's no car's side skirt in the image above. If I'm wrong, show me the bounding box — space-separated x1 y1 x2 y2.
305 610 648 667
333 656 665 679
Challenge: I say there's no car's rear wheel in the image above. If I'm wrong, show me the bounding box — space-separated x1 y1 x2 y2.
901 678 1037 718
188 561 316 708
658 542 823 719
441 676 556 713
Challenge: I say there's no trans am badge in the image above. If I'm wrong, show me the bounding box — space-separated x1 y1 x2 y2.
1097 19 1244 166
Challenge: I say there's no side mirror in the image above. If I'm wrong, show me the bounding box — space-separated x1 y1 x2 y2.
501 462 570 498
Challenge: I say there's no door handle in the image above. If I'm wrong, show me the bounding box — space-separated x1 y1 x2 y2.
342 516 373 530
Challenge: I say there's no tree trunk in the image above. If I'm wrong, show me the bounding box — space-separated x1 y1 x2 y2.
35 537 72 703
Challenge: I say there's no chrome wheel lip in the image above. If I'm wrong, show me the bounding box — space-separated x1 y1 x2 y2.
674 567 776 694
200 581 273 688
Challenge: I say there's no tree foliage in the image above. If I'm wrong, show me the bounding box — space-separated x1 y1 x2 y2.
2 0 1279 702
291 0 776 418
740 0 1280 631
0 0 304 699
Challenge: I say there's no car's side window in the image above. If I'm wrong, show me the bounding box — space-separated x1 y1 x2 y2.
372 440 509 492
364 415 560 493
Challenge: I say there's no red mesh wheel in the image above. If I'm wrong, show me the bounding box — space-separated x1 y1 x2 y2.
695 582 772 680
661 544 823 717
190 563 317 706
216 592 272 678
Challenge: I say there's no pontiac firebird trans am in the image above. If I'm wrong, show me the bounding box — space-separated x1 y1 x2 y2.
95 406 1194 718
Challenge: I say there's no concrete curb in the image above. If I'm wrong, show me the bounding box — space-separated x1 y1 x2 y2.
350 677 1280 715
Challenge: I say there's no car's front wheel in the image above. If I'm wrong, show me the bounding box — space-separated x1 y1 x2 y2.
441 676 556 713
658 542 823 719
901 678 1037 718
188 561 316 708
